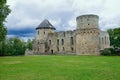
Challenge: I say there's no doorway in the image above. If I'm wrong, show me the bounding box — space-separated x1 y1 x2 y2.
51 49 53 54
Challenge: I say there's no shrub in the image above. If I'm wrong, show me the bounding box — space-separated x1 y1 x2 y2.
100 48 117 56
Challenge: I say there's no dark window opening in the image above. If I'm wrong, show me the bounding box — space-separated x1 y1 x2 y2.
57 47 59 51
88 24 89 25
49 40 51 45
51 49 53 54
57 39 59 45
63 47 65 51
44 32 45 34
61 39 64 45
64 32 65 37
71 47 73 52
38 41 39 44
87 18 89 21
38 31 39 35
38 47 39 51
45 50 47 52
102 37 104 44
71 37 74 45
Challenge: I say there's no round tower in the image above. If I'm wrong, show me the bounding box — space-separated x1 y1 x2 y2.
76 14 99 29
35 19 56 41
76 14 100 55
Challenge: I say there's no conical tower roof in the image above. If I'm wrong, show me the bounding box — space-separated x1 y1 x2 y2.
36 19 56 30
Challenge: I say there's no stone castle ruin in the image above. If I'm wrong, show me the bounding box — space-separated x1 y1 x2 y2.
25 14 110 55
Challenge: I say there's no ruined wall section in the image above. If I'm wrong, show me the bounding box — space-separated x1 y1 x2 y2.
47 31 76 54
99 31 110 50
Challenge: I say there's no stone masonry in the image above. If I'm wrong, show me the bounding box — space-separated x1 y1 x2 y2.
25 14 110 55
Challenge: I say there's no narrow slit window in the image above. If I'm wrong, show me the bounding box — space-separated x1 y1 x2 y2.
61 39 64 45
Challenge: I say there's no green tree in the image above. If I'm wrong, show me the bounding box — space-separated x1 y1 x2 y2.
5 37 26 56
26 39 34 50
107 28 120 48
0 0 11 56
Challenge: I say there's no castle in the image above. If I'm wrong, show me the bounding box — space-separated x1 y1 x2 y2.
25 14 110 55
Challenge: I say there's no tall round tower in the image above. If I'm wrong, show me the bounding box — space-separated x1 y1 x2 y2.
76 14 100 55
76 14 99 29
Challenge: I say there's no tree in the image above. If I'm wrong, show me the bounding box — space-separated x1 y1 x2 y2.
0 0 11 56
26 39 34 50
5 37 26 56
107 28 120 48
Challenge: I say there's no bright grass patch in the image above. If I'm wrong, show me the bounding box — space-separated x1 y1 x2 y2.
0 55 120 80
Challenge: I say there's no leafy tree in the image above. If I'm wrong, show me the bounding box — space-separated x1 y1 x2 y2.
26 39 34 50
107 28 120 48
4 37 26 56
0 0 11 56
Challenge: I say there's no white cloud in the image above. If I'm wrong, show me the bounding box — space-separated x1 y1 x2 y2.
6 0 120 38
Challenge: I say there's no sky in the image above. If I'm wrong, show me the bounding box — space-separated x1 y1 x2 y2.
6 0 120 41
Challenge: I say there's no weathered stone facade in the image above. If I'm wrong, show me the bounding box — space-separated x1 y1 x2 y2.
25 14 110 55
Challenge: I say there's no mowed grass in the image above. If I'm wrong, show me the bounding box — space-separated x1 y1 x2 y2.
0 55 120 80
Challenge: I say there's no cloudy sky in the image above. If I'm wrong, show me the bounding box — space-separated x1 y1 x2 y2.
6 0 120 40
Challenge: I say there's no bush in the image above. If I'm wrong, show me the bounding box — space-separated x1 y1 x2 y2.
100 48 117 56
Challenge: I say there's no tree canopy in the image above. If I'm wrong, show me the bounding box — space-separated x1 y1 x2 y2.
107 28 120 48
0 0 11 41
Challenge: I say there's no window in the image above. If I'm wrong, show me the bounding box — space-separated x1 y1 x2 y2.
71 37 74 45
64 32 65 37
63 47 65 51
38 47 39 51
87 18 89 21
57 39 59 45
102 37 104 44
49 40 51 45
57 47 59 51
38 41 39 44
44 32 45 34
71 47 73 52
61 39 64 45
38 31 39 35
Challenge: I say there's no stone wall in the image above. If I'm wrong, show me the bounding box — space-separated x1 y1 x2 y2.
99 31 110 50
47 31 76 54
28 14 110 55
76 29 100 55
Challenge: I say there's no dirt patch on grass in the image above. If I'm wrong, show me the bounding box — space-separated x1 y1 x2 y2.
3 61 22 64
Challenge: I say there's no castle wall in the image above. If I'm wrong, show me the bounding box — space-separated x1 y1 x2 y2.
76 29 100 55
28 14 110 55
99 31 110 50
36 29 55 41
47 31 76 54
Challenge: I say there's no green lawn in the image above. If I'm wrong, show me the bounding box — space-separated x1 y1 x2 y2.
0 55 120 80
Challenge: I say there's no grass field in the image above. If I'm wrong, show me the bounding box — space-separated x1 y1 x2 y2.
0 55 120 80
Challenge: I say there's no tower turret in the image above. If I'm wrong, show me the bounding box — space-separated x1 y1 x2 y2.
35 19 56 41
76 14 99 29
